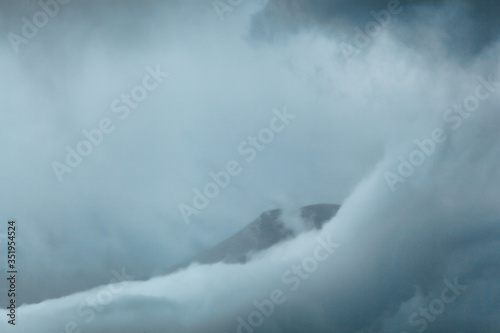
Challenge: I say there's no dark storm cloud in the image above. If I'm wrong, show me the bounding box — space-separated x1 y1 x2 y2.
249 0 500 58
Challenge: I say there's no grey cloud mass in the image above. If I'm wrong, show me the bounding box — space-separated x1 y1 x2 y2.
250 0 500 61
0 0 499 332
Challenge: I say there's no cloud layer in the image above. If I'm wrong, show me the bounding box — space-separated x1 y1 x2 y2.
0 0 499 332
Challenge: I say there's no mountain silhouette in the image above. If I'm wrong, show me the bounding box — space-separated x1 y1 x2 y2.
164 204 340 274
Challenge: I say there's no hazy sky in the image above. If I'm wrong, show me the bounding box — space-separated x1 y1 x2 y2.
0 0 499 332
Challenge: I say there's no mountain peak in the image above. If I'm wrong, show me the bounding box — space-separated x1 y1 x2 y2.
165 204 340 275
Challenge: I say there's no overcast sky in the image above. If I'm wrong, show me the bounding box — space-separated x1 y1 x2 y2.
0 0 499 332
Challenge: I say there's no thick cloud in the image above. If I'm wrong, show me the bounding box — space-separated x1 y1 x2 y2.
0 0 380 305
0 0 499 332
250 0 500 58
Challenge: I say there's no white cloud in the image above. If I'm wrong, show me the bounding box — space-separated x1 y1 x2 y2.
0 0 499 332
